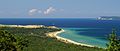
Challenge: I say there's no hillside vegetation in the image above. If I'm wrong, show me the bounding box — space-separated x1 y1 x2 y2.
0 27 105 51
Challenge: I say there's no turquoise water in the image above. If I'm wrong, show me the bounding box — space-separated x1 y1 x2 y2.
58 28 108 48
0 18 120 48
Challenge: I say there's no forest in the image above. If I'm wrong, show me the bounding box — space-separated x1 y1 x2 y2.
0 27 105 51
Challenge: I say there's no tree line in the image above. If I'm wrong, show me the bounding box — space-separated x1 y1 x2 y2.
0 28 120 51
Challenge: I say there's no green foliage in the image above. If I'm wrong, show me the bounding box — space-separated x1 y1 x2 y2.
106 29 120 51
0 30 29 51
0 27 105 51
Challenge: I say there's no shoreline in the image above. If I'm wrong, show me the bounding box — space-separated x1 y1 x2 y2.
0 24 57 28
0 24 95 48
46 29 95 48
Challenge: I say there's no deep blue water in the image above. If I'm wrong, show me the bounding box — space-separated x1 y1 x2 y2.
0 18 120 48
1 18 120 36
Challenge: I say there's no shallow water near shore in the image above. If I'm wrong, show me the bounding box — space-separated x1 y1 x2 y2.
58 28 108 48
0 18 120 48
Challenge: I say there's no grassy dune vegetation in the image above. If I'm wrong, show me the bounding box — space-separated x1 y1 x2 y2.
0 27 105 51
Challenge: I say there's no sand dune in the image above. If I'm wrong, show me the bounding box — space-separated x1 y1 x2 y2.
46 29 95 47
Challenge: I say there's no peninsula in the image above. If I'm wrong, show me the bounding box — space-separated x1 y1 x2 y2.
0 24 95 47
0 24 105 51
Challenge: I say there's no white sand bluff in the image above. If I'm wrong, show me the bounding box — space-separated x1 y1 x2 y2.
0 24 57 29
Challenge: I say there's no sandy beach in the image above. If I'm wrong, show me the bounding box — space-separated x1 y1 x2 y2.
46 29 95 47
0 24 95 47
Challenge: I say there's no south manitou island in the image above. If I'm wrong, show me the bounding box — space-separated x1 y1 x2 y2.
0 24 105 51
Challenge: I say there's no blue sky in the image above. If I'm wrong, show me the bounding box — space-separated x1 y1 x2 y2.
0 0 120 18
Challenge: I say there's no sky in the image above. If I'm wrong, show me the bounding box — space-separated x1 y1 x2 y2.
0 0 120 18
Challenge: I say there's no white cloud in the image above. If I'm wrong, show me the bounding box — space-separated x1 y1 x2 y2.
44 7 56 15
28 7 59 16
28 9 40 16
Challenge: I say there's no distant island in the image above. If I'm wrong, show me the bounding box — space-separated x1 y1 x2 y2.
97 16 120 20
